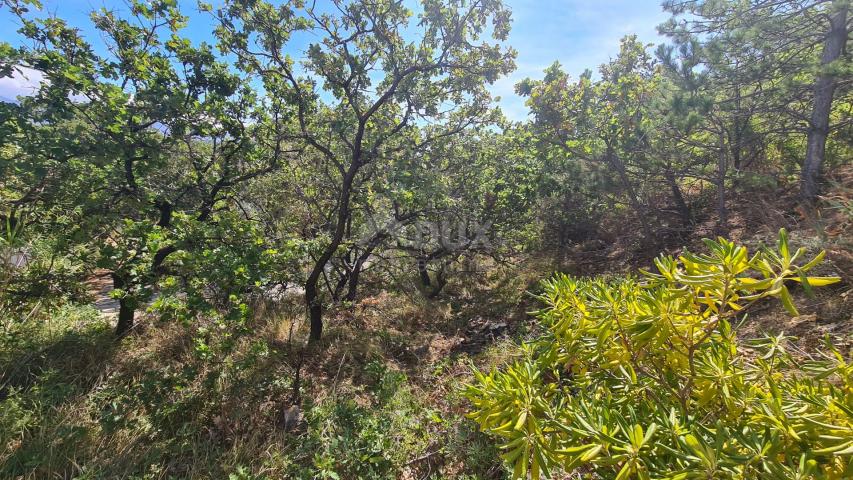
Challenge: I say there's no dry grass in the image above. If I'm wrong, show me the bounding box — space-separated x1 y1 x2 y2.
2 171 850 479
0 260 536 479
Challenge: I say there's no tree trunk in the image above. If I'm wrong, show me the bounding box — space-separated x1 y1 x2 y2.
343 252 372 302
305 246 333 342
343 232 386 302
664 168 691 225
343 265 361 302
305 248 336 342
417 257 431 287
111 273 135 337
332 269 349 301
606 146 651 238
731 84 743 171
306 283 323 342
305 165 359 342
427 263 447 299
116 297 135 337
802 2 848 203
716 132 728 232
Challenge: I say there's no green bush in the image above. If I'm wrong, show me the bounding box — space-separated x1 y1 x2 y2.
466 230 850 479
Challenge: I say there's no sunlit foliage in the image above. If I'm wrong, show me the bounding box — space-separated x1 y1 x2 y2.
467 230 848 479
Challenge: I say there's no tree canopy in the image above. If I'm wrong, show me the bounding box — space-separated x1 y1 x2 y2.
0 1 849 476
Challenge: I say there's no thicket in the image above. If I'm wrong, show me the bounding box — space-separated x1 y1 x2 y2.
466 230 849 479
0 0 850 477
1 0 850 343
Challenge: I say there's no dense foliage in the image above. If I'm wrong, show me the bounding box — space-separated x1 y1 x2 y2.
466 230 848 479
1 0 849 340
0 0 849 477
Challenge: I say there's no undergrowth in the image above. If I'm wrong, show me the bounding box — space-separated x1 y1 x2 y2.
0 298 508 479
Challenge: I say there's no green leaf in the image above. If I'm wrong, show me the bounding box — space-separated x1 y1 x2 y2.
778 286 798 316
791 276 841 287
778 228 790 263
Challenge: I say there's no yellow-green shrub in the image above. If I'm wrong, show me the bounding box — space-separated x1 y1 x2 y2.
466 230 850 479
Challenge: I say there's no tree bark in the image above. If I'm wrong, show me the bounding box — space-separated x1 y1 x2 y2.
344 231 388 302
111 273 135 337
802 2 848 203
306 282 323 342
343 249 370 302
332 270 349 301
305 250 333 342
343 265 362 302
116 297 135 337
417 257 431 288
716 131 728 232
305 165 359 342
731 84 743 172
605 145 651 238
664 168 692 225
427 264 447 299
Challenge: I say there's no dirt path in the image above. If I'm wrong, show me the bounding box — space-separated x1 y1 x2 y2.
84 271 118 319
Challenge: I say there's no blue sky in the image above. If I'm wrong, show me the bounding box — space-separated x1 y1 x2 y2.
0 0 669 120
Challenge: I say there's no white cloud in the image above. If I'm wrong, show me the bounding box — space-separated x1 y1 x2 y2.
0 66 44 101
0 65 91 103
